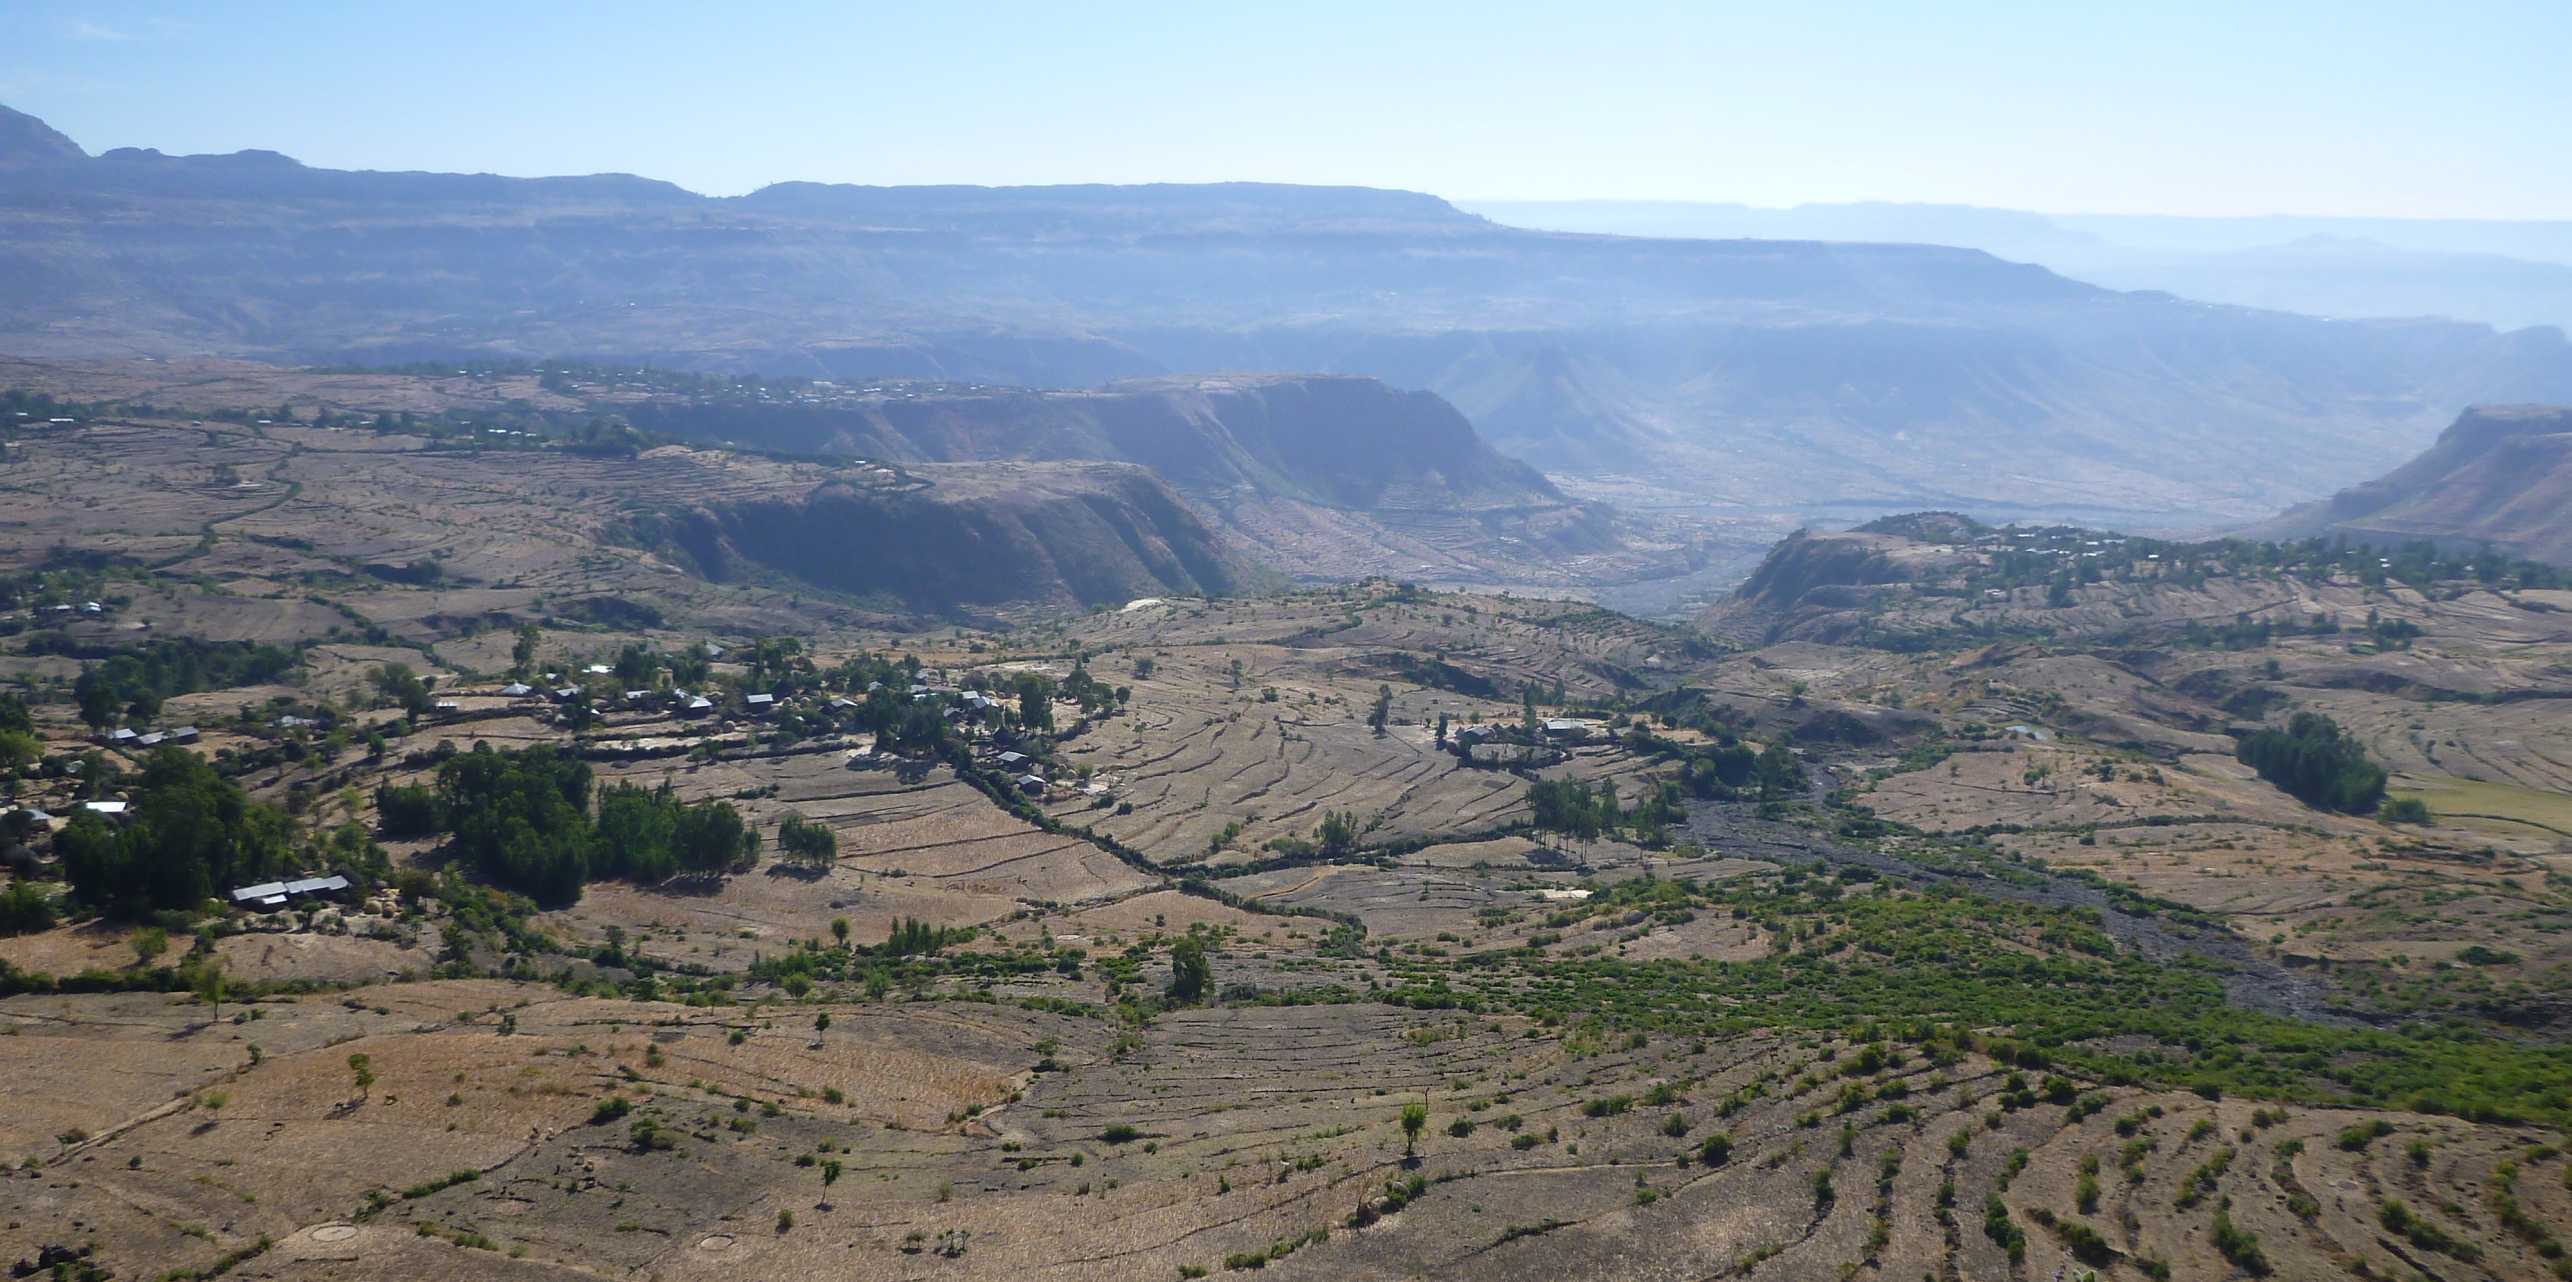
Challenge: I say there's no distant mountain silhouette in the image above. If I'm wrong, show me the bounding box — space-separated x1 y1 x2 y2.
6 105 2572 527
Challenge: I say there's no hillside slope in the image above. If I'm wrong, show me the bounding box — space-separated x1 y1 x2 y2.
2247 404 2572 565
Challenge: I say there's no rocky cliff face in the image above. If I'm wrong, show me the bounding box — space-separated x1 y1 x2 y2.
655 461 1261 613
2248 405 2572 565
621 374 1560 512
620 373 1650 588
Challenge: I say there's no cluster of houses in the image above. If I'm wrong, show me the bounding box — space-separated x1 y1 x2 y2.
497 680 727 715
984 747 1114 803
1988 528 2133 563
102 724 200 750
486 669 1033 734
1450 717 1595 746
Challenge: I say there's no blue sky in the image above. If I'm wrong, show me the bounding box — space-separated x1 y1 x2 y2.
4 0 2567 218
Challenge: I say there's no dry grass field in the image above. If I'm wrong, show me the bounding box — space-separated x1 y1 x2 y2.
3 399 2569 1279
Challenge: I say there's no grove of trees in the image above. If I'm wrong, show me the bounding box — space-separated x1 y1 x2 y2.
2236 712 2387 813
428 746 759 904
56 747 293 917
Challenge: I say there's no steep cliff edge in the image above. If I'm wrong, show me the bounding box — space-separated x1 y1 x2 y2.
620 374 1560 512
2247 405 2572 565
647 460 1263 614
620 374 1645 586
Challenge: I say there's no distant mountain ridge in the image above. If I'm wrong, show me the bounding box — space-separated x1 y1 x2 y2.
1466 198 2572 335
2247 405 2572 566
7 105 2572 536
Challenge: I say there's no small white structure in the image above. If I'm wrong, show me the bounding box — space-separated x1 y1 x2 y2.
82 800 128 816
499 682 534 697
1014 773 1048 795
229 873 350 911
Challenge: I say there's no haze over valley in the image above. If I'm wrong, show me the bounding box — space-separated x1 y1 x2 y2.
10 103 2572 613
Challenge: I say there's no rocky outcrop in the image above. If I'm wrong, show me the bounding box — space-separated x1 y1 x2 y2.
1697 523 1978 645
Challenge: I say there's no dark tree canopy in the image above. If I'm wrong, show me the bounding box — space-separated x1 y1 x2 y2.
432 747 758 904
58 747 292 917
2236 712 2387 814
1169 934 1212 1003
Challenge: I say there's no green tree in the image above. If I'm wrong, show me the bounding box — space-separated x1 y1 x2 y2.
1315 810 1359 858
1755 742 1806 801
74 672 119 730
373 782 444 838
612 643 661 689
2237 712 2387 813
0 729 40 775
1369 685 1393 736
674 798 758 873
777 813 838 867
437 744 596 905
511 624 542 677
1169 934 1212 1003
192 955 226 1026
1400 1103 1428 1156
371 663 434 717
60 748 293 918
0 881 57 935
1016 675 1056 732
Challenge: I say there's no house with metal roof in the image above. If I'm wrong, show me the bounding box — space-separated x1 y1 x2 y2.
229 874 352 911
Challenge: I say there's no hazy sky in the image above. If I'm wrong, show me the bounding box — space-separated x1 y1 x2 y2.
5 0 2568 219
